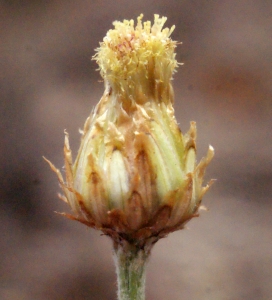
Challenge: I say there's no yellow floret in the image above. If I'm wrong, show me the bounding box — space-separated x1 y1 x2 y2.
93 14 178 99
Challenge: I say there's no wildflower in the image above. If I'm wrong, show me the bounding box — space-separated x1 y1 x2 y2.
45 14 214 249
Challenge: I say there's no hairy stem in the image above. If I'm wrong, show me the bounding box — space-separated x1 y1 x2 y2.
114 243 150 300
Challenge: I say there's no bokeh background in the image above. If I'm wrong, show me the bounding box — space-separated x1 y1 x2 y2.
1 1 271 299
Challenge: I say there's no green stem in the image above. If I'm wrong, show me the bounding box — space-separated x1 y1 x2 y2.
114 243 150 300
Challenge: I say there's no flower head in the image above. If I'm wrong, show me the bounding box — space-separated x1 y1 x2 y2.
45 14 214 248
94 14 177 102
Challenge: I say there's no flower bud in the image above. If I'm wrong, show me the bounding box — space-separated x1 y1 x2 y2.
45 14 214 247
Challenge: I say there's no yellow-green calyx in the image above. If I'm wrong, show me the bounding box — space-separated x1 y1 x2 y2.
45 14 214 248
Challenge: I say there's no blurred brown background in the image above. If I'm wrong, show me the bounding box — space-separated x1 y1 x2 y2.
0 1 271 299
